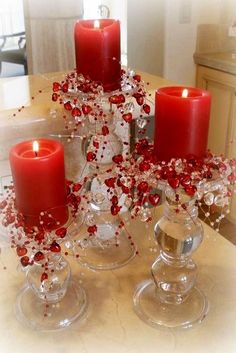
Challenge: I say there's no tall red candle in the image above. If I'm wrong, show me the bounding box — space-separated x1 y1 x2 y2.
9 139 68 226
74 19 121 92
154 86 211 161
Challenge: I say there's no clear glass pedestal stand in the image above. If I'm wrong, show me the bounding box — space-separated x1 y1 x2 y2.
0 189 88 331
15 254 87 331
133 192 209 329
71 211 136 271
71 116 136 270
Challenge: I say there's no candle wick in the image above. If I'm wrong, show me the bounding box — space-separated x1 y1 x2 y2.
35 151 38 157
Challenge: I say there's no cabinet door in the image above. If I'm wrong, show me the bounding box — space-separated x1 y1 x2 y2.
196 65 236 223
196 65 236 156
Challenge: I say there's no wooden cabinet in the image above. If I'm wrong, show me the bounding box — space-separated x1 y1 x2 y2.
196 65 236 222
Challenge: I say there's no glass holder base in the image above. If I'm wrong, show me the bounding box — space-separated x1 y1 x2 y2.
133 279 209 329
15 280 88 331
74 223 136 271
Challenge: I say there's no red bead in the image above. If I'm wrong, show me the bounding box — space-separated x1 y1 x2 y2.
16 246 27 257
93 140 99 149
122 113 133 123
137 181 149 193
136 96 144 105
35 231 45 242
64 101 72 111
55 227 67 238
50 241 61 253
149 193 160 206
67 193 78 206
133 93 144 106
40 214 57 231
102 125 109 136
180 174 191 187
109 95 119 104
76 195 81 205
168 177 180 189
161 167 176 180
139 160 150 171
34 251 45 262
203 170 212 179
111 204 121 216
87 225 97 234
228 172 236 183
133 74 141 82
112 154 123 164
72 183 82 192
72 107 81 117
184 185 197 196
117 94 125 103
21 256 30 267
111 195 118 205
52 82 61 92
52 93 58 102
82 104 92 115
143 104 151 114
5 214 15 225
109 94 125 104
62 82 69 93
41 272 48 282
105 177 116 188
0 200 7 209
121 185 130 194
86 151 96 162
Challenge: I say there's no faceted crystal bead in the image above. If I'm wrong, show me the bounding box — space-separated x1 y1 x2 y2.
136 118 147 129
204 192 214 206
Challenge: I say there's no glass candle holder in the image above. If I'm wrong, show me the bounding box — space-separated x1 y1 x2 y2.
71 210 136 271
0 188 88 331
15 253 87 331
68 113 136 270
133 191 208 329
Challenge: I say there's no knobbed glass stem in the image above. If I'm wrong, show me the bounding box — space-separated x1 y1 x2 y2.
71 113 136 270
15 253 87 331
26 254 70 303
83 114 123 174
134 195 208 329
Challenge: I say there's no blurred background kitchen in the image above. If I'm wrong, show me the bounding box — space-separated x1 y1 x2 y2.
0 0 235 85
0 0 236 231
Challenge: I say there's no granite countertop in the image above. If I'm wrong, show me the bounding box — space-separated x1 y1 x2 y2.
194 52 236 75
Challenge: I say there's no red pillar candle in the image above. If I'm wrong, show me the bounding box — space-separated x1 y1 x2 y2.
74 19 121 92
9 139 68 227
154 86 211 161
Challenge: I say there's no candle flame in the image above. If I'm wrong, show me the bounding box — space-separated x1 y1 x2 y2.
33 141 39 155
94 20 100 28
182 89 188 98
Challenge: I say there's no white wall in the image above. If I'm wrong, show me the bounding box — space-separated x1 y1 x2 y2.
127 0 165 76
78 0 236 84
163 0 222 86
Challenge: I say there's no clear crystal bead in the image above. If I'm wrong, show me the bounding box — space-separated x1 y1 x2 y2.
124 102 135 113
204 192 214 206
140 208 151 222
93 192 105 205
136 118 147 129
214 194 228 207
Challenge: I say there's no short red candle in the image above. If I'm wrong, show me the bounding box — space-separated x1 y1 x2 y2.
154 86 211 161
9 139 68 226
74 19 121 91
